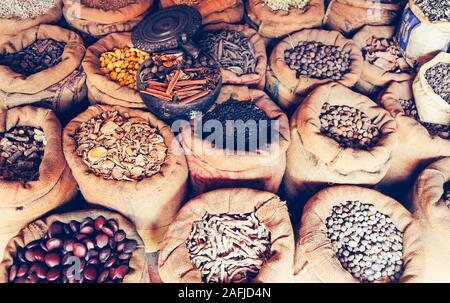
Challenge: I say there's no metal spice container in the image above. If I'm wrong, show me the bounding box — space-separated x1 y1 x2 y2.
186 212 272 283
199 30 257 76
73 110 168 182
0 126 46 185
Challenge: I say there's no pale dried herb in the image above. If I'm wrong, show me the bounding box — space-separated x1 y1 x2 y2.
74 111 168 182
362 37 411 73
262 0 309 11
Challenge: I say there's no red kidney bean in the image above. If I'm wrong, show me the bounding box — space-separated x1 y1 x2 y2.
83 238 95 251
25 249 35 262
33 248 46 263
48 221 64 238
102 226 114 237
25 240 40 250
80 226 94 235
96 234 109 249
80 217 94 229
8 265 17 282
69 220 80 233
123 240 137 254
111 265 129 280
104 257 117 268
46 238 63 251
17 250 27 263
97 269 110 283
95 216 106 230
73 242 87 258
75 233 88 241
17 264 29 278
28 273 39 283
44 252 61 268
46 268 61 282
116 242 125 253
87 258 100 265
114 230 126 242
99 248 111 263
64 239 74 253
30 263 47 279
84 265 98 281
108 219 119 233
118 253 131 261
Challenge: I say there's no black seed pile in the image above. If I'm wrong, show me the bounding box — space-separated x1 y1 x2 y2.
200 99 275 152
424 63 450 104
415 0 450 22
284 41 352 80
0 39 65 76
442 182 450 209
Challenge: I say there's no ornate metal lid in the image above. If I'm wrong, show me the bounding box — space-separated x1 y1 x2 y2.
132 5 202 53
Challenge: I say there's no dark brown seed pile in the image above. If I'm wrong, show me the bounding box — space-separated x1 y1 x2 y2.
415 0 450 22
81 0 137 10
442 182 450 209
8 217 138 283
424 63 450 104
201 99 275 152
0 126 46 184
399 98 449 139
284 41 352 80
320 103 381 149
0 39 65 76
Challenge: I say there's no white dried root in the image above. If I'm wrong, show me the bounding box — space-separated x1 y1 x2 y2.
262 0 310 11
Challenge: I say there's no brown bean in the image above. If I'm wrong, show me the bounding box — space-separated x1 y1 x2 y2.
48 221 64 238
33 248 46 263
108 219 119 233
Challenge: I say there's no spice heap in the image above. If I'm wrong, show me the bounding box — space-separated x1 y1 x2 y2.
415 0 450 22
81 0 138 10
285 41 351 80
399 98 449 138
99 47 150 90
0 0 56 20
139 52 220 105
173 0 202 5
424 63 450 104
320 103 381 149
442 182 450 209
8 217 138 283
0 40 65 76
201 99 274 152
262 0 309 11
362 37 410 73
74 111 167 182
0 127 46 184
199 30 257 76
326 201 404 283
186 212 272 283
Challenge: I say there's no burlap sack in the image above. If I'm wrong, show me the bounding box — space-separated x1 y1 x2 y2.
324 0 407 36
397 0 450 67
179 86 290 195
63 105 189 252
63 0 153 38
271 29 363 98
245 0 324 38
0 25 87 116
0 210 149 283
160 0 244 25
294 185 424 283
352 25 414 95
159 188 295 283
376 81 450 201
411 158 450 282
0 0 63 37
202 23 267 89
412 52 450 125
284 83 398 203
83 32 145 109
0 106 78 261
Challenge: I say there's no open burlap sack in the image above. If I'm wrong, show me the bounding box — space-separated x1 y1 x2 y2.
63 105 188 252
411 158 450 282
352 25 414 95
271 29 363 99
0 25 86 116
0 209 148 283
159 188 295 283
245 0 324 38
376 81 450 201
83 32 145 109
179 86 290 195
63 0 153 38
284 83 398 204
202 23 267 89
324 0 407 36
160 0 244 25
0 0 62 37
412 52 450 125
0 106 78 261
294 185 424 283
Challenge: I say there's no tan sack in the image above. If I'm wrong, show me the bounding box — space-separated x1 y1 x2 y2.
159 188 295 283
160 0 244 25
83 32 145 109
294 185 424 283
0 210 149 283
376 81 450 199
0 106 78 261
352 25 414 95
396 0 450 67
63 105 189 252
63 0 153 38
324 0 407 36
246 0 324 38
411 157 450 282
179 86 290 195
0 0 63 37
284 83 398 203
202 23 267 89
0 25 87 116
412 52 450 125
270 29 363 97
